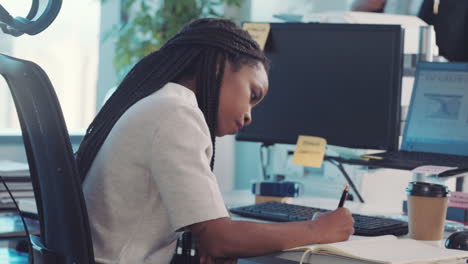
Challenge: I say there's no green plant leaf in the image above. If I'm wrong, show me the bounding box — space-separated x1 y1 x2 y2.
102 0 243 81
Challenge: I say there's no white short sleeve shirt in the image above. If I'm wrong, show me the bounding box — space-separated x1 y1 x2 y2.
83 82 229 264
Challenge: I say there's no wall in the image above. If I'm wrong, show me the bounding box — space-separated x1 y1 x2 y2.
95 0 120 111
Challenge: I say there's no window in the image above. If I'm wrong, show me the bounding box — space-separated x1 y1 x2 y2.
0 0 101 132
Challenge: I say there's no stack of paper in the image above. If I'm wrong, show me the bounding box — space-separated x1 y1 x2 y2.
448 192 468 209
0 160 33 208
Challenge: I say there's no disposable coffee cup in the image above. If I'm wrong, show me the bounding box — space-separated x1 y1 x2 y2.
406 181 449 240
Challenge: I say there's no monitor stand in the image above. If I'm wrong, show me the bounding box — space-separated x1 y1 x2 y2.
261 143 365 203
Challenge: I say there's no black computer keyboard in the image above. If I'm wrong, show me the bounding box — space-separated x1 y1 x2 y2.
380 151 468 167
230 202 408 236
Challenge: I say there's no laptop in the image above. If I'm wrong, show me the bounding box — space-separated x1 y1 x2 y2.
368 62 468 170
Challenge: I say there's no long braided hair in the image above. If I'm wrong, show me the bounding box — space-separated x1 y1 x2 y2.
76 18 269 182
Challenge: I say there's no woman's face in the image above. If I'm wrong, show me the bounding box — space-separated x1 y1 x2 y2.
216 61 269 137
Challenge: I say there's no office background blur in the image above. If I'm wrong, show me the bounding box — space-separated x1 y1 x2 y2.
1 0 443 212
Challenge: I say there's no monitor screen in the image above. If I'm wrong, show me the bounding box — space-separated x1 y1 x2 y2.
402 62 468 155
236 23 403 150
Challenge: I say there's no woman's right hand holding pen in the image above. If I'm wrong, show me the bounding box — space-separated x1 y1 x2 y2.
310 208 355 244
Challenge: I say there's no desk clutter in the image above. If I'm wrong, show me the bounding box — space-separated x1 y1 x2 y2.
0 160 33 209
0 212 40 239
251 181 302 204
0 248 28 264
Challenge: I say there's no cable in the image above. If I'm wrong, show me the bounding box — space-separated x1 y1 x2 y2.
327 158 365 203
284 150 364 202
259 143 269 180
0 175 33 261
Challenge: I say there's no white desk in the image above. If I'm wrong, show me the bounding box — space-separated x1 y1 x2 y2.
223 190 466 264
3 191 465 264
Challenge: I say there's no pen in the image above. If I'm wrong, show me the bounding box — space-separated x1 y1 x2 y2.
338 184 349 208
438 167 468 177
360 155 384 161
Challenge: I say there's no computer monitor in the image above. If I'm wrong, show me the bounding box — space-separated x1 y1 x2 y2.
236 23 403 150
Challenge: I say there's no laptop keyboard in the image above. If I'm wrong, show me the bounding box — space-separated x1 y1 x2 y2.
230 202 408 236
379 151 468 167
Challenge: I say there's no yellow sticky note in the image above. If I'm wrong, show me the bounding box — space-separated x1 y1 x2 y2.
292 136 327 168
242 23 270 50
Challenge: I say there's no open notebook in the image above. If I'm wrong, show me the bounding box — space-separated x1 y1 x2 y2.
287 235 468 264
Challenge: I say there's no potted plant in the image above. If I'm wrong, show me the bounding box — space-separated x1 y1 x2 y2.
103 0 243 80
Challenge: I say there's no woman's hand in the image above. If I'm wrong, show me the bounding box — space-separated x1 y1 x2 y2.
311 207 355 243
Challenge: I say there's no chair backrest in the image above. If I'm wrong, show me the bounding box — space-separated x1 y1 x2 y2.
0 54 95 264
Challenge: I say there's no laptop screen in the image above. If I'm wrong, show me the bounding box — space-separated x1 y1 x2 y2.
402 62 468 156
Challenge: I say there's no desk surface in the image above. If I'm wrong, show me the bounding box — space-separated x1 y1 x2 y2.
0 191 466 264
224 190 466 264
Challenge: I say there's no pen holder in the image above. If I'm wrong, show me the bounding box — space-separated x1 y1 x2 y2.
251 181 302 204
255 195 293 204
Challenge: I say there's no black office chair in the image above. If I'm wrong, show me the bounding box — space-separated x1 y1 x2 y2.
1 1 94 263
0 54 95 263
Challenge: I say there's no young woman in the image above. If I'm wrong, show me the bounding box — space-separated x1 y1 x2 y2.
76 18 354 264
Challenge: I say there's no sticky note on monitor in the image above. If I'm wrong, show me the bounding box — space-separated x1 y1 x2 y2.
242 23 270 50
292 136 327 168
